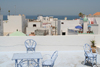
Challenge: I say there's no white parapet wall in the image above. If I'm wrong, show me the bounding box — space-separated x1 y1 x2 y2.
0 35 100 52
0 35 100 46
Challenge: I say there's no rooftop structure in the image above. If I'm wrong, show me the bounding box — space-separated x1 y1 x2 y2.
93 12 100 15
3 15 28 36
0 15 3 36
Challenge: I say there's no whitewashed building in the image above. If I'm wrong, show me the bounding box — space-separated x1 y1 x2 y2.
0 15 3 36
26 21 41 35
37 16 58 22
87 16 100 34
3 15 27 35
26 16 58 36
57 19 81 35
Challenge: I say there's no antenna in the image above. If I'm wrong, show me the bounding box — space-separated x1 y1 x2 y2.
0 7 1 15
15 5 16 15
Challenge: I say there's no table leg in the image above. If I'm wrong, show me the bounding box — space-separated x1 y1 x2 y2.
15 60 18 67
37 59 40 67
27 60 29 67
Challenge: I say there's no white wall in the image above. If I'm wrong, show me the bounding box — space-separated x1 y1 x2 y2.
26 27 41 34
22 16 27 33
59 20 80 35
95 17 100 34
0 35 100 47
26 22 41 34
28 22 41 28
3 15 27 34
88 24 98 34
0 15 3 36
4 15 22 33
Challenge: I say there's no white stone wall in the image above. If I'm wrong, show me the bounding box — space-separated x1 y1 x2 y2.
0 15 3 36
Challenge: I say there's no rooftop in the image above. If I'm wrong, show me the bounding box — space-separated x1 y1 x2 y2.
93 12 100 15
0 36 100 67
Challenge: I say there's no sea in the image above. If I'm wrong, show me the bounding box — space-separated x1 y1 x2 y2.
3 15 79 20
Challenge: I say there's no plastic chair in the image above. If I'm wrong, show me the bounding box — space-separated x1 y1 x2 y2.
24 39 37 53
42 51 58 67
83 44 98 66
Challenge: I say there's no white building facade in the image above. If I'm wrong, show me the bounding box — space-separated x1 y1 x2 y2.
26 21 41 35
0 15 3 36
57 20 81 35
3 15 27 35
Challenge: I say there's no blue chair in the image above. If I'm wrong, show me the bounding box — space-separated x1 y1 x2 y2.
24 39 37 53
83 44 98 66
42 51 58 67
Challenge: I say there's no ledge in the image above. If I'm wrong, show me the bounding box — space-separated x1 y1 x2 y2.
97 46 100 54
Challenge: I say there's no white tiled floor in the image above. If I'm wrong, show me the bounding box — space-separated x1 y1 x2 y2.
0 51 100 67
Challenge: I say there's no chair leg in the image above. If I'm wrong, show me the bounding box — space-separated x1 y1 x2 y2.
27 49 28 53
84 57 86 64
92 58 94 66
95 57 97 65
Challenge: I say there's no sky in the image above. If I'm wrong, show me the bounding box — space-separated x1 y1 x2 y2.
0 0 100 16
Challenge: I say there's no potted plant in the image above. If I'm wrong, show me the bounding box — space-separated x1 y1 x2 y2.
91 40 96 53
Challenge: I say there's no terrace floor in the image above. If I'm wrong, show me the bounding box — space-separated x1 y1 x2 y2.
0 45 100 67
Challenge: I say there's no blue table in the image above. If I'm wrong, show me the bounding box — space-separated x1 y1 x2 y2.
12 52 43 67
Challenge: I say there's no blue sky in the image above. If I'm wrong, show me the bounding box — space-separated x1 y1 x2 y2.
0 0 100 15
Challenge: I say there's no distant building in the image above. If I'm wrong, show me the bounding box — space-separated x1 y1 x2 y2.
26 20 41 35
57 19 81 35
3 15 27 36
26 19 51 36
93 12 100 15
37 16 58 22
0 15 3 36
26 16 59 36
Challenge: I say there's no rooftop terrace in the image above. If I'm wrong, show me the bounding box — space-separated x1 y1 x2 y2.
0 35 100 67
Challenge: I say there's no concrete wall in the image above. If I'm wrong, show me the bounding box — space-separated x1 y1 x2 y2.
26 27 42 34
88 24 98 34
0 15 3 36
68 29 78 35
3 15 27 35
0 35 100 47
26 22 41 34
22 16 27 33
95 17 100 34
28 22 41 28
58 20 80 35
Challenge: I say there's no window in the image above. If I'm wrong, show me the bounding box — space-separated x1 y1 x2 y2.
33 24 36 27
61 22 64 24
62 32 66 35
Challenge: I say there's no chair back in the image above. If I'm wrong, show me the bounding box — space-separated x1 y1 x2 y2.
83 43 91 52
24 39 37 48
83 43 92 57
51 51 58 63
